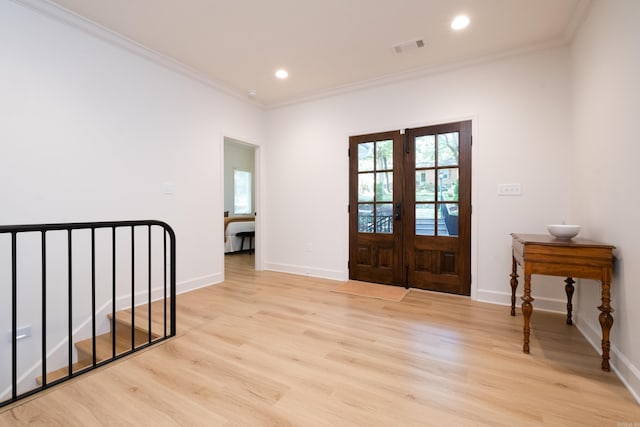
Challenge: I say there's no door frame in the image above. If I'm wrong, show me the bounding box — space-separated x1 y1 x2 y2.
345 116 479 299
220 133 262 280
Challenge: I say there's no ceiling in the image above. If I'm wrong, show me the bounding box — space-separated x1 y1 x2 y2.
46 0 589 107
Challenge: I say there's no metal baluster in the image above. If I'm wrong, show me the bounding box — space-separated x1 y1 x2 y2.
11 232 17 400
148 225 152 343
41 231 47 387
170 229 176 337
68 229 73 376
91 228 96 366
131 226 135 351
112 227 116 359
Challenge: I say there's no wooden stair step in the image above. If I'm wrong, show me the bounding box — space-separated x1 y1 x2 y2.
37 307 167 386
108 309 166 339
75 328 158 363
35 360 91 385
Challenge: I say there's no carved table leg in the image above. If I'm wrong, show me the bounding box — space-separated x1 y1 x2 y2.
510 256 519 316
521 272 534 354
598 279 614 372
564 277 575 325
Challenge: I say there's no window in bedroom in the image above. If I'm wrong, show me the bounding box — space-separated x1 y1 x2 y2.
234 169 252 215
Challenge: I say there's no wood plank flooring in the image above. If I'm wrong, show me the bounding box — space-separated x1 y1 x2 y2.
2 253 639 426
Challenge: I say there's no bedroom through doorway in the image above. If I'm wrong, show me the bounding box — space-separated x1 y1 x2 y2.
224 137 257 271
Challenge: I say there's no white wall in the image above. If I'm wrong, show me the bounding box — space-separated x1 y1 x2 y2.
224 138 256 215
0 0 263 395
265 47 572 306
570 0 640 402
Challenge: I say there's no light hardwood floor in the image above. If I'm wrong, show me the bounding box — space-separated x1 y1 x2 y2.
2 253 639 426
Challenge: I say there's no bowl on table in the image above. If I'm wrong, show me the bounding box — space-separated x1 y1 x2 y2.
547 224 581 240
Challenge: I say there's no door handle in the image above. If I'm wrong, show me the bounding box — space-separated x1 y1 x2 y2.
395 203 402 220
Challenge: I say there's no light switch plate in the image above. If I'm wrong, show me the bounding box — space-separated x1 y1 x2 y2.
162 182 175 195
498 183 521 196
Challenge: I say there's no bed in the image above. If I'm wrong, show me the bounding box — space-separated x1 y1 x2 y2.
224 215 255 253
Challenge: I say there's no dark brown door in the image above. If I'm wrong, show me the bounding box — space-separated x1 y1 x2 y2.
349 121 472 295
349 131 403 285
404 121 471 295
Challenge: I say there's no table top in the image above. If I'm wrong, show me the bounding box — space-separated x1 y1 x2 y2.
511 233 615 250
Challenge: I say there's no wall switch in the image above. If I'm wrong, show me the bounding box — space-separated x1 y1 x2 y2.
304 243 313 253
497 183 522 196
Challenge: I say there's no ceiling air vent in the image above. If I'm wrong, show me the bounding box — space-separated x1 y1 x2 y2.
392 38 425 54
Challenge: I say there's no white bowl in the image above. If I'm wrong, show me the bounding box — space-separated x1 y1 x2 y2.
547 224 581 240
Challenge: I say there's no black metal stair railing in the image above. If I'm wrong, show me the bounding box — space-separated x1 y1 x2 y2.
358 214 393 233
0 220 176 408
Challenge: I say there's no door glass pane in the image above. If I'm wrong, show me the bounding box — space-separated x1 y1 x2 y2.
437 132 459 166
358 173 374 202
376 204 393 234
358 204 374 233
415 135 435 168
437 168 459 202
416 170 435 202
439 203 459 236
358 142 374 172
376 140 393 170
376 172 393 201
415 204 435 236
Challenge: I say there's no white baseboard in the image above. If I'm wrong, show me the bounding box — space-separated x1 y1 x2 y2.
475 289 567 313
264 262 346 282
575 317 640 406
176 273 221 295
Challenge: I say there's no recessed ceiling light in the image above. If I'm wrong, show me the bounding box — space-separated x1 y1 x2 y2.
451 15 470 31
275 69 289 79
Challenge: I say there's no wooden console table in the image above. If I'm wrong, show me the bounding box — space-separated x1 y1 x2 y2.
510 233 615 371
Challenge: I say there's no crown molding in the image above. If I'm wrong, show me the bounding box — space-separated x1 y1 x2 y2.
11 0 266 109
266 38 569 110
12 0 589 111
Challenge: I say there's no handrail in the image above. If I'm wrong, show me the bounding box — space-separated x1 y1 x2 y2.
0 220 176 408
0 219 175 233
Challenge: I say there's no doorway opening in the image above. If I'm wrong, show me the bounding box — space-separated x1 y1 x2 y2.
224 137 257 271
348 121 472 295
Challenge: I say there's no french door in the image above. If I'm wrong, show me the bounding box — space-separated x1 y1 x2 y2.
348 121 471 295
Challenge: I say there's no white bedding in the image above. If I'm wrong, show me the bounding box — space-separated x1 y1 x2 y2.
225 221 255 253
